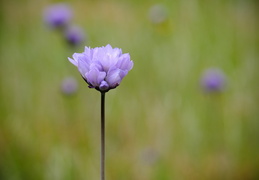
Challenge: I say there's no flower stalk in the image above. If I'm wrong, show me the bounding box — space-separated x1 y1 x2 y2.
68 44 133 180
101 92 105 180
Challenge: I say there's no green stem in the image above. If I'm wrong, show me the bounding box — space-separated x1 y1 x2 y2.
101 92 105 180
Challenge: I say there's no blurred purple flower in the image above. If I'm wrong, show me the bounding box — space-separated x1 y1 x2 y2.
140 148 159 166
64 25 85 46
43 3 72 28
148 4 168 24
61 77 78 95
201 68 226 92
68 44 133 92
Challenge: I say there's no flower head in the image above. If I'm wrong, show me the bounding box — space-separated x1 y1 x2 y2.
148 4 168 24
201 68 226 93
68 44 133 92
64 25 85 46
43 3 72 28
61 76 78 95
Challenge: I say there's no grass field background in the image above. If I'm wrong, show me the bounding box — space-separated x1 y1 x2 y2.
0 0 258 179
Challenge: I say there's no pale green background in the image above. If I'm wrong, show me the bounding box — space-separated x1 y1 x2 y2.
0 0 258 179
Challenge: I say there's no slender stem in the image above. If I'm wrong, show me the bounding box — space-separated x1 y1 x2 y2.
101 92 105 180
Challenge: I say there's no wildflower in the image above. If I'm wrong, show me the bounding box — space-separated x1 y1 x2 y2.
64 25 85 46
43 3 72 28
201 68 226 92
60 76 78 95
68 44 133 92
140 148 159 166
148 4 168 24
68 45 134 179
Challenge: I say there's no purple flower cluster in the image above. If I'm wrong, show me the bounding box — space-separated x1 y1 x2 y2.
64 25 85 46
43 3 72 28
68 44 133 92
201 68 226 93
43 3 85 46
61 76 78 95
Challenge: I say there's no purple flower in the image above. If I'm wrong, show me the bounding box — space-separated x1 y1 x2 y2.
201 68 226 92
68 44 133 92
61 77 78 95
64 25 85 46
148 4 168 24
43 3 72 28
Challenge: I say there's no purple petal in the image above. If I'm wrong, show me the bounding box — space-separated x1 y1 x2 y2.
119 70 128 79
68 57 78 66
86 68 106 87
84 47 94 60
75 52 92 77
116 53 133 71
105 44 113 51
99 81 109 91
106 68 123 87
72 53 88 64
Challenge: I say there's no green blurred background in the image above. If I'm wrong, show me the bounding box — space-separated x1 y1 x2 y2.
0 0 258 179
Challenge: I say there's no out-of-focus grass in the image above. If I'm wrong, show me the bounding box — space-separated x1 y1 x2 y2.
0 0 258 179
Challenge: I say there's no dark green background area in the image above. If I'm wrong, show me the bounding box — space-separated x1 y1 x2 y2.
0 0 258 179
